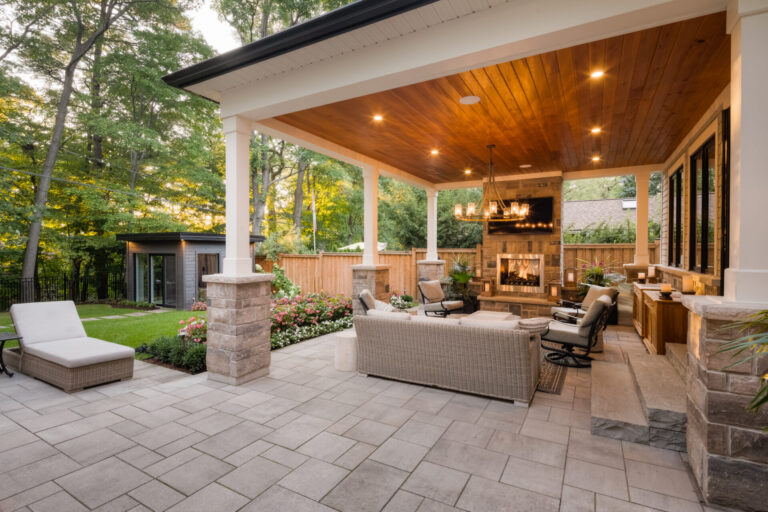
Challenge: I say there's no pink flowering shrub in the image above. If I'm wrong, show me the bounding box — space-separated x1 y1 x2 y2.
178 316 207 343
270 294 352 334
191 300 207 311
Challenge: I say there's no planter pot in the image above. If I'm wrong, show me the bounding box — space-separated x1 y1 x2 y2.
462 297 478 314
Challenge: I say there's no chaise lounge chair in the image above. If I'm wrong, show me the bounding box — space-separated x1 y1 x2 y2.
10 301 135 392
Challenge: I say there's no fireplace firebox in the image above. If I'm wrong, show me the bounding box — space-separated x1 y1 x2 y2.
497 254 546 294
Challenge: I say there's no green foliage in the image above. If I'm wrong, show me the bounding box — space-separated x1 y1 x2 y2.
564 173 662 201
448 256 476 300
259 263 301 298
182 343 207 373
148 336 177 363
564 219 661 244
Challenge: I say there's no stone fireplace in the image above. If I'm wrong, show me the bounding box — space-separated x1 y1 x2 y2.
497 254 545 293
478 175 563 317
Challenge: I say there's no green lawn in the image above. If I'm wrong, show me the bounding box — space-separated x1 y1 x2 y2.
0 305 203 351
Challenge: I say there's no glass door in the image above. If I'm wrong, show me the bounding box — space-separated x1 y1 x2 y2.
149 254 176 307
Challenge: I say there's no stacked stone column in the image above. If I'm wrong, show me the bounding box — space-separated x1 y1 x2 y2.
352 265 390 316
683 296 768 511
203 273 273 385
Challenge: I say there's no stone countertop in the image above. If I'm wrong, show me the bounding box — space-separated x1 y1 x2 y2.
681 294 768 318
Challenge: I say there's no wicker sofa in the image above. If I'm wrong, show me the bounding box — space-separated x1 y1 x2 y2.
9 301 135 392
354 315 540 405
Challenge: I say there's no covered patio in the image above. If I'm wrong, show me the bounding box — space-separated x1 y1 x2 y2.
160 0 768 509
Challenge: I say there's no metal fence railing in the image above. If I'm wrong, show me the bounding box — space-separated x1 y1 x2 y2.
0 274 126 312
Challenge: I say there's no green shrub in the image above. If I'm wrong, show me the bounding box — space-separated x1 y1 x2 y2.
183 343 207 373
148 336 177 363
169 343 189 367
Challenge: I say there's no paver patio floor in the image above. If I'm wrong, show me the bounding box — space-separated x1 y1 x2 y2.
0 326 715 511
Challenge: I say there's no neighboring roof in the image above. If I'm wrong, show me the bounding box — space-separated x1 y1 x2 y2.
563 197 662 231
116 232 264 243
163 0 438 96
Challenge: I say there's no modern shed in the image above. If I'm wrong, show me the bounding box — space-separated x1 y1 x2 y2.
117 232 264 309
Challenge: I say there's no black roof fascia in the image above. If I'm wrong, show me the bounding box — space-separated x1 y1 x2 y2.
163 0 439 91
116 232 264 243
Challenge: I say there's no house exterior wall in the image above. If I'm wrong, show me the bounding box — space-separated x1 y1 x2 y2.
181 241 226 310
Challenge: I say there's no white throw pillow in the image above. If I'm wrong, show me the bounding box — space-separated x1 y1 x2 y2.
410 315 461 326
459 317 520 329
374 300 395 312
366 309 410 320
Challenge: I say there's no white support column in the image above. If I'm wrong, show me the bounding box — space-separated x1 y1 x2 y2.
725 0 768 301
362 165 379 266
222 116 254 276
634 171 650 265
426 188 439 261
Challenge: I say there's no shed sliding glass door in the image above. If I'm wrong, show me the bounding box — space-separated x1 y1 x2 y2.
135 254 176 307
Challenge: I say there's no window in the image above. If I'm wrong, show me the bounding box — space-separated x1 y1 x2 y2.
689 137 716 274
135 253 176 306
668 167 683 267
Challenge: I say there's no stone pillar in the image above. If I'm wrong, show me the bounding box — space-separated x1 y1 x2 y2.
203 273 274 385
683 295 768 511
426 188 439 261
725 1 768 301
634 171 650 265
352 265 390 316
222 116 254 276
361 165 379 266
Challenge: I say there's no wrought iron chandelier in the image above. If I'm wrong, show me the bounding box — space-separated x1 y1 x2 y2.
453 144 530 223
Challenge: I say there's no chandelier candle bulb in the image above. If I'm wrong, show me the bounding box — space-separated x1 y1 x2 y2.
454 204 463 217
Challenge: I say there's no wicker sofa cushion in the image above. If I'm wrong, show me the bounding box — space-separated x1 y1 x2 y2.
366 309 410 320
10 300 86 344
465 311 519 321
410 315 461 326
423 300 463 312
23 337 135 368
459 317 519 329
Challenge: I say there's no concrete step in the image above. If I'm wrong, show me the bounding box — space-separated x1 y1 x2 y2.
590 361 649 444
628 354 687 451
665 343 688 381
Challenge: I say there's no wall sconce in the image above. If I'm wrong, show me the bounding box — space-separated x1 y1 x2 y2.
638 272 646 284
548 283 561 302
647 266 656 278
564 267 576 287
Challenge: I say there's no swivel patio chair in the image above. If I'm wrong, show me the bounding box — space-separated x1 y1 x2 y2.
551 284 619 325
417 279 463 317
541 295 614 368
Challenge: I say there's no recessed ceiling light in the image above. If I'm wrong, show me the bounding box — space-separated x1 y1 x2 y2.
590 127 601 134
519 164 532 169
373 114 383 122
459 95 481 105
592 156 601 162
464 169 472 175
431 149 439 155
590 70 604 78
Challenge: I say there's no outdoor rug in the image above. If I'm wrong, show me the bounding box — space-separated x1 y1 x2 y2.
536 357 567 394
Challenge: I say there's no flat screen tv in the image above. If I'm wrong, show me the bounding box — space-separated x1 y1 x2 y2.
487 196 554 235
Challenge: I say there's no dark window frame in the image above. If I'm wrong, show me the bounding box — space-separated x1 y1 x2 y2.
668 167 683 267
689 136 716 274
720 108 730 294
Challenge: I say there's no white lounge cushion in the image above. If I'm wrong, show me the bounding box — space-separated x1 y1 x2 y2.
10 301 86 345
410 315 461 326
23 337 135 368
544 322 586 347
365 309 411 320
581 285 617 310
578 295 612 337
423 300 463 312
359 289 376 310
374 300 395 312
459 317 520 329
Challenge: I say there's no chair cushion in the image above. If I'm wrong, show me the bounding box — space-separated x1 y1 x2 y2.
418 280 445 303
422 300 463 312
577 295 612 337
359 289 375 310
10 301 86 345
550 306 587 318
23 337 135 368
544 322 588 347
581 285 618 310
459 317 519 329
365 309 411 320
410 315 461 326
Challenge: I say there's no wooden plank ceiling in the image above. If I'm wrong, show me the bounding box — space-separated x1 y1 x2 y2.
276 12 730 184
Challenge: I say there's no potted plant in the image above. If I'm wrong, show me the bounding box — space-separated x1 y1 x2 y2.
389 291 417 311
449 256 478 313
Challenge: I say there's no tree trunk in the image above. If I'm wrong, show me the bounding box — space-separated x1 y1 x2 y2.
20 61 78 294
94 249 109 299
293 160 307 231
90 34 105 169
252 134 269 236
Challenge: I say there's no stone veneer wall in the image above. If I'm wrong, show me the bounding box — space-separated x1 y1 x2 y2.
481 176 563 299
683 296 768 511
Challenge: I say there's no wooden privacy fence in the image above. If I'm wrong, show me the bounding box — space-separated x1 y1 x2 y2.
276 242 659 297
